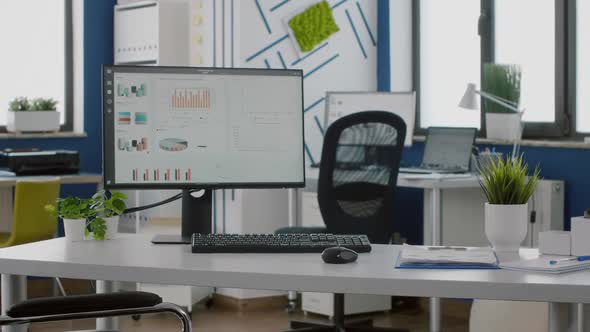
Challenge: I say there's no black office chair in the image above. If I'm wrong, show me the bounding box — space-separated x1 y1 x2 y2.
278 111 407 332
0 291 191 331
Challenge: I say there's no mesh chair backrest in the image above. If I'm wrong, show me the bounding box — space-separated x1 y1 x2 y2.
317 111 406 244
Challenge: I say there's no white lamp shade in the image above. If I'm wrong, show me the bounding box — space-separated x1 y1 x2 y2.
459 83 479 110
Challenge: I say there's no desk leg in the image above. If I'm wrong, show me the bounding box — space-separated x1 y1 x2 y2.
429 188 442 332
548 303 590 332
287 188 298 310
1 274 27 332
96 280 120 331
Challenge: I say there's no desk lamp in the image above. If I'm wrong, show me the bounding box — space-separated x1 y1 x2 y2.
459 83 525 158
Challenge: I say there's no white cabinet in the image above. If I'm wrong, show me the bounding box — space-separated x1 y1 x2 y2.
114 1 189 65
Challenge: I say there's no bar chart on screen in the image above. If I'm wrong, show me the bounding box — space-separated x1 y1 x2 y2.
170 88 211 111
131 168 192 182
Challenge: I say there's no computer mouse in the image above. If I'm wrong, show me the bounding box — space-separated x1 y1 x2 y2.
321 247 358 264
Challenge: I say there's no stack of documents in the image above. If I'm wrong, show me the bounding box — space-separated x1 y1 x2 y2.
396 244 499 269
500 257 590 274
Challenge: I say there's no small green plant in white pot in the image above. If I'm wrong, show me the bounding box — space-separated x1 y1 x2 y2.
479 155 540 252
7 97 60 133
483 64 522 141
45 196 95 242
91 190 128 240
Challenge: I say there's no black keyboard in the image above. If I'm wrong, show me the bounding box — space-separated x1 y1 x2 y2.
191 233 372 253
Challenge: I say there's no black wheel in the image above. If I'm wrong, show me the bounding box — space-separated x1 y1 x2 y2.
286 301 297 313
132 314 141 321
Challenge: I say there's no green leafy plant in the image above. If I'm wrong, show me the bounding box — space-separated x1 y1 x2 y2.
8 97 31 112
483 63 521 114
85 190 128 240
8 97 58 112
31 98 58 111
91 190 128 217
478 155 540 205
45 196 95 220
289 1 340 52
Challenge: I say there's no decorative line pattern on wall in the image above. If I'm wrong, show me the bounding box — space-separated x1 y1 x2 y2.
254 0 272 34
240 0 377 163
332 0 348 9
314 115 325 136
277 51 288 69
270 0 291 12
304 53 340 79
291 42 329 66
345 9 367 59
356 1 376 47
246 34 290 62
304 97 326 113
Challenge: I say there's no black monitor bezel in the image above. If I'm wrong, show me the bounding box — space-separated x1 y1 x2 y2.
102 65 305 190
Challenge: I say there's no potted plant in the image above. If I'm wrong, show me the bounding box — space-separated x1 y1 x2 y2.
482 64 522 141
45 196 95 242
7 97 60 133
479 155 540 252
91 190 128 240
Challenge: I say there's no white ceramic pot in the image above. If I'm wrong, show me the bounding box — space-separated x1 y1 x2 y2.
6 111 60 133
63 218 87 242
484 203 528 252
105 216 119 240
485 113 522 141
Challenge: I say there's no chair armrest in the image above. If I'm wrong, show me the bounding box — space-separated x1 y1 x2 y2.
6 291 162 318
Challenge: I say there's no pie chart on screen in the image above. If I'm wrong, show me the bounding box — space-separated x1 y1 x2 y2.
159 138 189 151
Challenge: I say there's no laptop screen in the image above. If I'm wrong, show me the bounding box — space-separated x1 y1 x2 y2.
422 127 477 171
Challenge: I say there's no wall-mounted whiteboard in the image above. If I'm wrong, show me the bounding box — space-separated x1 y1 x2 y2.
325 91 416 147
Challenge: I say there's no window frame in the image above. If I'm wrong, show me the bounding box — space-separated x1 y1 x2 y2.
413 0 570 138
0 0 74 133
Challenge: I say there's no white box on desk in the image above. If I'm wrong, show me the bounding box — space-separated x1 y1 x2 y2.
572 216 590 256
539 231 571 256
302 292 391 317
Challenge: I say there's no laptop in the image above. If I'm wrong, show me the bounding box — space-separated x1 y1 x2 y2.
400 127 477 174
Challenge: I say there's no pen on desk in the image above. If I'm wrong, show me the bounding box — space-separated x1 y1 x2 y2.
549 256 590 265
427 246 468 251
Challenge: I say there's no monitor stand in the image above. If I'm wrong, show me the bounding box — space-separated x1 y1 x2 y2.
151 189 212 244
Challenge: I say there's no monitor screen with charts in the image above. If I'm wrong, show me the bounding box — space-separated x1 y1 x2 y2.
102 66 305 189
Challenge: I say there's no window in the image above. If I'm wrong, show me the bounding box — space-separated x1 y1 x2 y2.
416 0 481 129
577 0 590 133
415 0 568 137
0 0 73 131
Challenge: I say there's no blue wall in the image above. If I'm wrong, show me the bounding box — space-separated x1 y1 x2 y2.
377 8 590 244
0 0 115 199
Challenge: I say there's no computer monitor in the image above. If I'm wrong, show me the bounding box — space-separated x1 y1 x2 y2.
102 65 305 243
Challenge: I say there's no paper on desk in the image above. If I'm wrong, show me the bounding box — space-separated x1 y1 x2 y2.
400 173 474 181
397 244 498 267
500 256 590 274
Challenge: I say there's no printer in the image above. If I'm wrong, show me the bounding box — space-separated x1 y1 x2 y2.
0 149 80 175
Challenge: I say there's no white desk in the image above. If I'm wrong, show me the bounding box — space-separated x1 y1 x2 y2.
0 173 103 233
303 168 480 331
0 235 588 332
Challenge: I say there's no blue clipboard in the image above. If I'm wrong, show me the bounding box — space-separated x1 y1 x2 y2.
394 251 500 270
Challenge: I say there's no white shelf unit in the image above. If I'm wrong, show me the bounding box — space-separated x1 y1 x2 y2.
114 0 189 65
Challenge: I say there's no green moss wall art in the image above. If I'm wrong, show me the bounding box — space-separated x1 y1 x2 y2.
288 1 340 53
